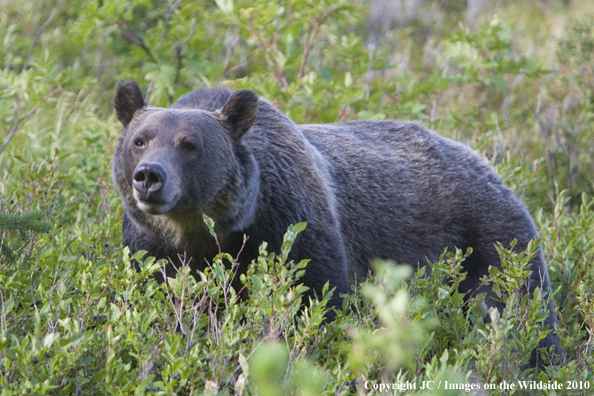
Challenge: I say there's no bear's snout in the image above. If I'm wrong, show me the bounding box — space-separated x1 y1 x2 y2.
133 163 166 198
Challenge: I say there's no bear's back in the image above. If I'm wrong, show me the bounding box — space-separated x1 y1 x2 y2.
172 88 233 111
299 121 525 275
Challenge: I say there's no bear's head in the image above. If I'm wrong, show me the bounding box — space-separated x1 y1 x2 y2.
113 80 259 221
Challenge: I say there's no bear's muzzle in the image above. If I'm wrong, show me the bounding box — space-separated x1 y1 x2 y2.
133 163 166 202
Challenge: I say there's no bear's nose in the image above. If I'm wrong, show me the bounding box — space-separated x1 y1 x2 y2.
133 164 166 194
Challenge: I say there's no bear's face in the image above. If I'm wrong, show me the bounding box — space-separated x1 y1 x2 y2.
113 80 259 218
122 109 227 215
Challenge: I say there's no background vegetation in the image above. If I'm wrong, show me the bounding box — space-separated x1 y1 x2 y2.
0 0 593 394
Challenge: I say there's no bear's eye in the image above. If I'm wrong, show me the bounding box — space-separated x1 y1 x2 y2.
182 142 196 151
134 139 146 149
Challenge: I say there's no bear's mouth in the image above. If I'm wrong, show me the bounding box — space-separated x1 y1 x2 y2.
133 189 169 214
136 198 165 214
133 187 181 215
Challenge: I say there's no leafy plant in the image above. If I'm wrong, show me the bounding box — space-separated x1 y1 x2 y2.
0 0 593 394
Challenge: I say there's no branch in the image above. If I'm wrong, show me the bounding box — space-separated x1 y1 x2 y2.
180 10 199 47
145 80 156 102
0 107 38 153
117 21 159 65
222 34 241 79
224 53 259 78
159 0 184 47
297 5 343 81
5 27 14 71
534 87 557 204
174 10 199 85
273 4 280 55
298 19 320 81
24 8 57 70
365 41 376 102
174 45 183 86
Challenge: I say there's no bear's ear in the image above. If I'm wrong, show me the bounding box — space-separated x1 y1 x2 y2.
114 79 147 127
216 90 259 141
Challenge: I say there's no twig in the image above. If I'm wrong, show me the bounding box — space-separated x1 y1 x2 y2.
534 87 557 204
161 254 191 336
297 4 341 81
365 41 376 102
224 338 266 389
48 268 71 333
117 21 160 65
0 107 38 153
5 27 14 71
297 19 320 81
184 282 211 357
174 10 199 85
224 54 259 78
0 230 7 268
0 290 7 337
182 10 199 46
145 80 156 102
224 316 289 390
24 8 57 70
174 45 184 86
273 1 280 55
247 29 287 87
222 35 242 79
159 0 183 47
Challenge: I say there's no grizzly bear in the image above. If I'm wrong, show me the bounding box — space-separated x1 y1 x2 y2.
113 79 561 367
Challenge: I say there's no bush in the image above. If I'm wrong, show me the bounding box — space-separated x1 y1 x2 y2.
0 0 593 394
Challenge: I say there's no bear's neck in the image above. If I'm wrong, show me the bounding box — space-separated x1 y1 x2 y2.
204 142 260 236
137 210 212 254
129 143 260 256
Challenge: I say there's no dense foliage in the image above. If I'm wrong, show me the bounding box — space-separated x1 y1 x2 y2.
0 0 593 394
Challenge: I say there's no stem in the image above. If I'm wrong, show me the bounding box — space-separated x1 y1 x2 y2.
224 54 259 78
534 88 557 204
222 34 241 79
0 107 38 153
365 41 376 102
174 9 199 86
297 19 320 81
117 21 160 65
159 0 183 47
24 8 57 70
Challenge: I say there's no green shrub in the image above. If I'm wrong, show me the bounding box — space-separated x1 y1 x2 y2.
1 0 593 394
